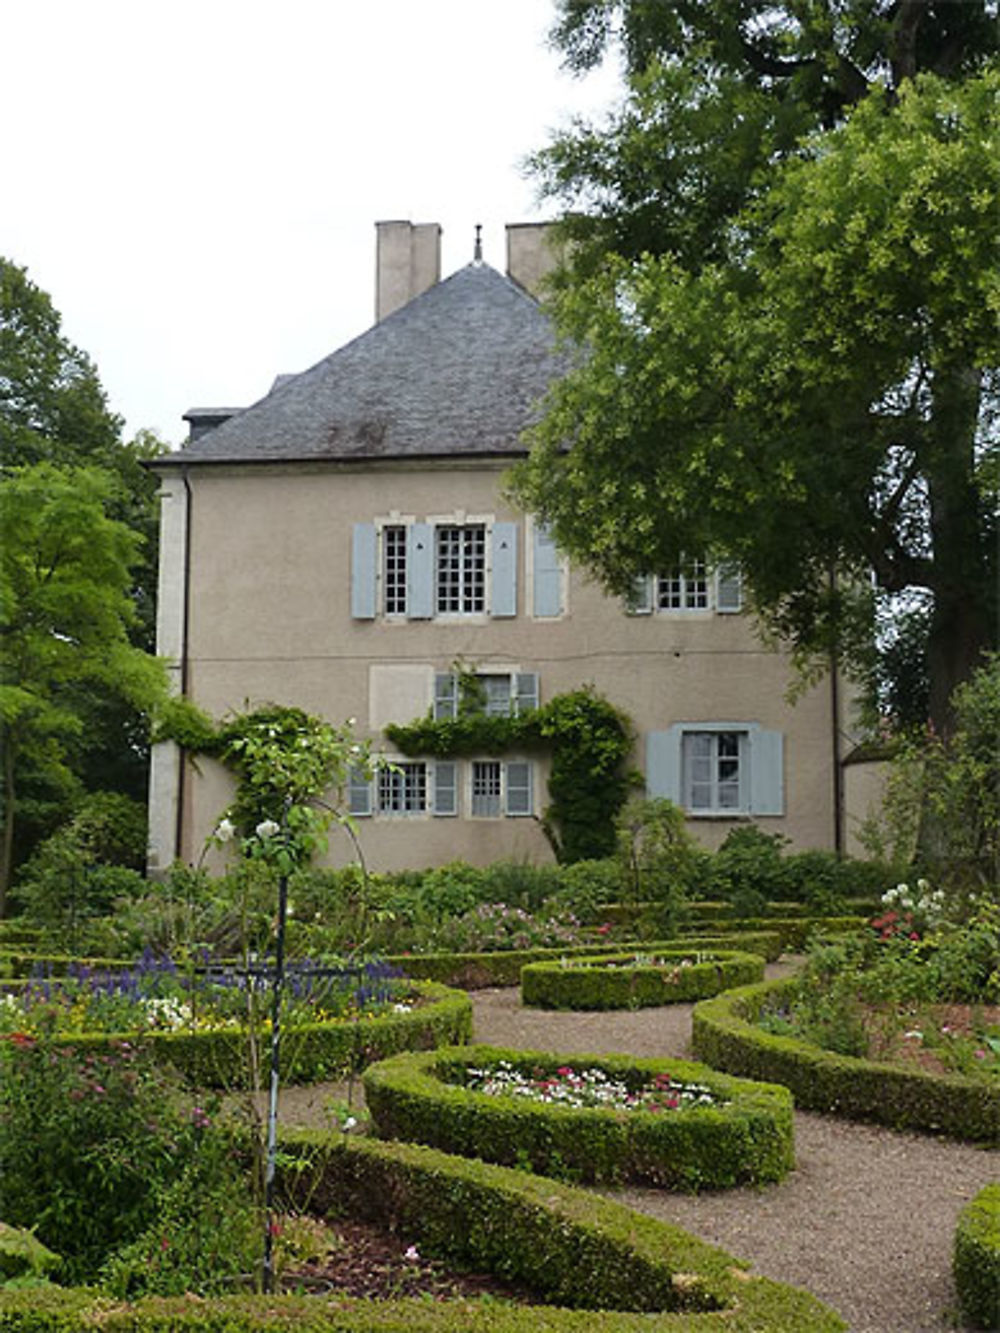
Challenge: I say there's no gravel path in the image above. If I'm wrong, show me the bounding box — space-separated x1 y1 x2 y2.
469 969 998 1333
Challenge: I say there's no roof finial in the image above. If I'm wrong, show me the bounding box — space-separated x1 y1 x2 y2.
473 223 483 264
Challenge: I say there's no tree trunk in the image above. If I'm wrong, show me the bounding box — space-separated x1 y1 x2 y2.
0 738 15 917
924 366 993 739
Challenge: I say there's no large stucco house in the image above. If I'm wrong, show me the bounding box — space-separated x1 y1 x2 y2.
148 220 872 875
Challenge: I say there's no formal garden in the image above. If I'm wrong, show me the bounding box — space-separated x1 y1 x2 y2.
0 662 997 1332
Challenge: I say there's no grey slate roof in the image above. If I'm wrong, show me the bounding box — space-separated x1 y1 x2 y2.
165 263 566 465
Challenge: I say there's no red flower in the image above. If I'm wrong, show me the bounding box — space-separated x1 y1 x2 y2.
4 1032 36 1049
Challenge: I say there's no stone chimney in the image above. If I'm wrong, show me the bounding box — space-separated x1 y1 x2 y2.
506 222 559 298
375 220 442 322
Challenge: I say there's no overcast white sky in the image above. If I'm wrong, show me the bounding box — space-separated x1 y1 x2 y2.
2 1 621 445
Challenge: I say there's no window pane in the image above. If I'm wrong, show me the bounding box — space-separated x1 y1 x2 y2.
472 761 501 816
383 525 407 614
379 763 426 813
482 674 512 717
436 524 486 614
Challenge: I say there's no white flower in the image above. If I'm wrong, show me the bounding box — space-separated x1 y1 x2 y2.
215 817 236 843
404 1245 420 1261
343 1116 357 1131
347 717 357 727
256 819 280 839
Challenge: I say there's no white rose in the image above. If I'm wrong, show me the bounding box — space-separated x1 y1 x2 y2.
256 819 281 839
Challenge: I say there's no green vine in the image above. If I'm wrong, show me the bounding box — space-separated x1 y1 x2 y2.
386 686 633 863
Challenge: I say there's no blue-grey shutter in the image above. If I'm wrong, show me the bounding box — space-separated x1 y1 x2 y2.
715 565 743 613
351 523 377 619
434 672 458 720
491 522 518 617
407 522 434 619
505 761 533 816
348 766 373 817
749 729 784 815
533 525 562 618
646 728 682 804
433 761 457 816
626 575 653 615
515 672 539 715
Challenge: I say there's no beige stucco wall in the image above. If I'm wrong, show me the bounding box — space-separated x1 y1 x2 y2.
157 459 843 872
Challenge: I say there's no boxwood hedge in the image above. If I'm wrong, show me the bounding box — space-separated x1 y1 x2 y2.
0 1133 844 1329
692 977 999 1141
520 949 764 1010
954 1183 1000 1329
18 981 472 1088
363 1043 795 1190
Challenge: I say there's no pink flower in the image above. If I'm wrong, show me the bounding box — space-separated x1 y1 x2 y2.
404 1245 420 1261
974 1050 987 1060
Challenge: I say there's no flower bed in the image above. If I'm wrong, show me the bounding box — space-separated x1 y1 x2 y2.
954 1183 1000 1329
363 1043 795 1190
692 977 1000 1141
0 1131 845 1330
520 948 764 1010
0 979 472 1088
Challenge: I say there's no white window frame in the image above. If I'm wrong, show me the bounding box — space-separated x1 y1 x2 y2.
435 520 488 615
682 729 748 813
627 562 743 616
349 758 458 818
467 758 535 819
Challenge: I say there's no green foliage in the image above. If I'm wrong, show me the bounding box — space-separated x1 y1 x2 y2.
954 1184 1000 1331
710 827 788 919
100 1138 261 1298
388 687 633 862
692 975 1000 1142
0 1037 236 1285
516 68 1000 733
615 797 704 928
12 793 148 941
364 1043 794 1192
520 949 765 1012
861 656 1000 891
0 463 167 909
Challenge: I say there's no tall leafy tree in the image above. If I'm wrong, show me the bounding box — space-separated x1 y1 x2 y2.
0 464 166 911
513 67 998 736
517 3 998 732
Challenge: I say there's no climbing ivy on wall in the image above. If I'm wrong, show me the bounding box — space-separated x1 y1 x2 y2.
385 686 634 863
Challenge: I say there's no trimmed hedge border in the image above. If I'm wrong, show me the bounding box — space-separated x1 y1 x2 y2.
0 1131 844 1329
19 981 472 1088
363 1042 795 1190
384 933 784 988
679 917 867 952
692 977 1000 1142
954 1183 1000 1329
520 949 764 1010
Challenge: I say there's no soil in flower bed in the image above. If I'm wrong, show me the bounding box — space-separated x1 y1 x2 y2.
861 1000 1000 1078
278 1217 538 1303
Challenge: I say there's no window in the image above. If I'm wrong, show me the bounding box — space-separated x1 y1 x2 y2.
349 760 457 818
378 762 427 814
658 558 708 610
645 723 783 817
351 519 519 620
471 761 502 816
683 731 745 811
436 524 485 614
349 759 533 818
628 562 742 615
433 670 539 720
470 759 534 818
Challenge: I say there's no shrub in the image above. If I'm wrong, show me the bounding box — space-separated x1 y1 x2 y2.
954 1183 1000 1330
364 1043 795 1190
0 1036 239 1285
